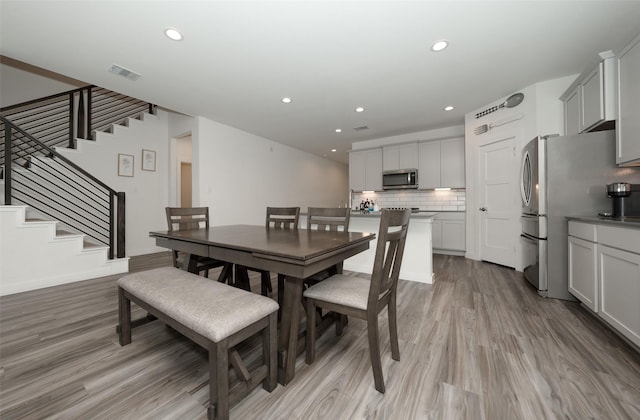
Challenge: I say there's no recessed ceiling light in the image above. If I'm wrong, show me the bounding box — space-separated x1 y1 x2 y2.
444 105 454 111
331 149 337 152
281 97 292 104
431 40 448 52
164 27 183 41
335 128 342 133
355 106 365 113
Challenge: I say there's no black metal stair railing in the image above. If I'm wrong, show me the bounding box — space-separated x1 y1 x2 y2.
1 115 125 259
0 86 154 259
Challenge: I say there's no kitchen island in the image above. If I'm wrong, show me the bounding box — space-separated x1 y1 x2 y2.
345 211 436 284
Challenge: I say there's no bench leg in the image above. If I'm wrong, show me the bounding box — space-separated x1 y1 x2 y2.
263 312 277 392
208 339 229 420
118 287 131 346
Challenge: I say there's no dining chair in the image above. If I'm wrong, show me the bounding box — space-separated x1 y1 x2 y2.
304 207 352 332
235 207 300 296
305 206 351 281
303 208 411 393
165 207 232 283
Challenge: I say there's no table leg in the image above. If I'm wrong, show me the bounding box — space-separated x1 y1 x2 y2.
278 275 303 385
186 253 198 273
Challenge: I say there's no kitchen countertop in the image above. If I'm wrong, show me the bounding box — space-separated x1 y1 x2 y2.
567 215 640 229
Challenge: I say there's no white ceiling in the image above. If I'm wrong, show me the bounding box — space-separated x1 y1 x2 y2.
2 1 640 164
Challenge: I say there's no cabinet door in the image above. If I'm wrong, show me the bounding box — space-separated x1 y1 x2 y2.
617 32 640 166
581 63 604 132
565 86 581 135
568 236 598 312
418 141 441 189
441 220 465 251
382 146 399 171
440 138 465 188
349 151 366 191
399 143 419 169
598 244 640 347
365 148 383 191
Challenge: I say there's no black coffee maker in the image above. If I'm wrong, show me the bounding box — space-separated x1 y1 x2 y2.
607 182 640 217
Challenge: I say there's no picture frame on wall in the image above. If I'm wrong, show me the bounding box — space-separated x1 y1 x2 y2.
118 153 134 177
142 149 156 172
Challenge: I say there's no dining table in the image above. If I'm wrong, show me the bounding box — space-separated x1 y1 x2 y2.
149 224 375 385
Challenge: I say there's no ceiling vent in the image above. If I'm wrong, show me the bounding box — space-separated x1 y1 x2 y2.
353 125 369 131
108 64 141 81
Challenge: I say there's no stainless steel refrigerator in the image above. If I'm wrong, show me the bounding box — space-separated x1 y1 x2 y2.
520 131 640 300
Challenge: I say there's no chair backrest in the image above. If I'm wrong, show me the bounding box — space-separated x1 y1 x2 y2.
307 207 351 232
166 207 210 232
368 209 411 307
266 207 300 229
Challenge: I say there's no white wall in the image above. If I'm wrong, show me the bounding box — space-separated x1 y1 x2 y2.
0 56 86 108
194 117 349 226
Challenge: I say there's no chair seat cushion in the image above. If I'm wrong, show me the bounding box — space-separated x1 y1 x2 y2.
302 274 370 310
118 267 278 342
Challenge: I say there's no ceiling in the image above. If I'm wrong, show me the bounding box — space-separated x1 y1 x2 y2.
2 1 640 164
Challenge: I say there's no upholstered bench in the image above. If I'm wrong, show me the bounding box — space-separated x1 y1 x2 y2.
117 267 279 420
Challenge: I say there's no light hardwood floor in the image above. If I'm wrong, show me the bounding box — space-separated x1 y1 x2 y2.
1 253 639 419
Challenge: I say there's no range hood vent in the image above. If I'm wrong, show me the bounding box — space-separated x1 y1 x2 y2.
353 125 369 131
108 64 141 81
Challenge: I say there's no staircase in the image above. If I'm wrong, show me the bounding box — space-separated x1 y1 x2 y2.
1 87 158 296
0 205 128 296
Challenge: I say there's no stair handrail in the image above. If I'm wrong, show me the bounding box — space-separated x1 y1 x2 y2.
2 115 125 259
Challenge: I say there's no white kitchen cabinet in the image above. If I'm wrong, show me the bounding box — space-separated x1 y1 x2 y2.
598 244 640 347
567 220 640 347
568 221 598 312
616 31 640 166
418 138 464 189
418 141 441 189
440 138 465 188
349 148 382 191
432 212 465 255
564 85 581 136
561 51 616 134
383 143 418 171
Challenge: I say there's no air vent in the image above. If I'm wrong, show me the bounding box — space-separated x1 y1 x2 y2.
353 125 369 131
475 105 499 119
108 64 141 81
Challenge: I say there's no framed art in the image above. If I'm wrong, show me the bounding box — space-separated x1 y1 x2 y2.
142 149 156 172
118 153 134 177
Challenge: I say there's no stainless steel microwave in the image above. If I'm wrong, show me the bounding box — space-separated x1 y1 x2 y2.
382 169 418 190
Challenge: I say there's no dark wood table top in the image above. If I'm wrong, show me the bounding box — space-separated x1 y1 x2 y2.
150 224 375 263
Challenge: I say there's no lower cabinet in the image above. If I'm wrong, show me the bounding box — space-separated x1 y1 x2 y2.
433 212 465 255
568 235 598 312
598 244 640 347
567 220 640 347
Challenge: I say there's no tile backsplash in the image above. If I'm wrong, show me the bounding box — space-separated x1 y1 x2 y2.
352 189 466 211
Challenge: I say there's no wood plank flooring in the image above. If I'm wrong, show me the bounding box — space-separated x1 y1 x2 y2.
1 253 639 419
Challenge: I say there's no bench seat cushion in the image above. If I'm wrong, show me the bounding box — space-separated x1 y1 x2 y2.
118 267 279 342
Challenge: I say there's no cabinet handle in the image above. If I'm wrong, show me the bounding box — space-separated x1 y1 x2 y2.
479 207 487 212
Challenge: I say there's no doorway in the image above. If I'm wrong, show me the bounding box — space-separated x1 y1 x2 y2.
477 136 517 267
180 162 192 207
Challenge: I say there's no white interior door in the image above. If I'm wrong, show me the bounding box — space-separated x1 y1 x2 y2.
478 137 517 267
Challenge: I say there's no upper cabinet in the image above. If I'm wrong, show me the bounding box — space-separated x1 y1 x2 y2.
349 148 383 191
418 138 465 189
616 31 640 166
382 143 418 171
561 51 616 135
564 85 581 136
